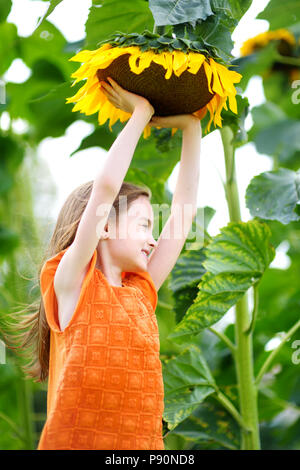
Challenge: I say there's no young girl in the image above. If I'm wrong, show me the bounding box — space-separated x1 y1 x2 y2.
24 78 201 450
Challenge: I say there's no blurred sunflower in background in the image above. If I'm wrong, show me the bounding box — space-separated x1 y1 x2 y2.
240 29 300 83
66 30 242 139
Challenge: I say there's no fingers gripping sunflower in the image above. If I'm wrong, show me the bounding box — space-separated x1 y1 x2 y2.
100 77 154 115
100 77 121 109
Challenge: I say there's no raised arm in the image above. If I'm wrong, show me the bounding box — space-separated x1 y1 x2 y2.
147 115 202 291
54 80 154 291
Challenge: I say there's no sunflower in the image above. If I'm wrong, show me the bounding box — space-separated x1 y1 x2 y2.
240 29 300 83
66 32 242 138
240 29 296 56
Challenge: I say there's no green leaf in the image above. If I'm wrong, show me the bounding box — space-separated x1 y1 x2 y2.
168 220 275 339
0 133 25 194
246 168 300 224
6 67 76 142
170 393 240 449
254 119 300 163
230 41 279 92
19 20 74 80
192 15 235 62
70 124 116 155
34 0 64 30
262 72 300 122
170 248 207 292
162 344 216 428
248 102 287 141
0 225 20 257
149 0 213 26
211 0 252 22
0 22 18 75
0 0 12 23
257 0 300 29
85 0 153 49
219 94 249 147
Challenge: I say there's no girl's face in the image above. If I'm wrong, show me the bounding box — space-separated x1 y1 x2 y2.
104 195 157 272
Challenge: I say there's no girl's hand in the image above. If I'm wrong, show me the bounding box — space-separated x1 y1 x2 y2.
148 113 200 131
100 77 154 117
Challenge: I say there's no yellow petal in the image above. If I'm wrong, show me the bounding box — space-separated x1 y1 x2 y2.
97 100 112 125
66 84 87 103
203 60 213 94
209 58 226 97
228 93 238 114
108 106 120 130
173 50 188 77
130 50 155 74
143 124 151 140
164 52 174 79
84 88 105 115
129 53 143 73
69 49 95 63
187 51 205 74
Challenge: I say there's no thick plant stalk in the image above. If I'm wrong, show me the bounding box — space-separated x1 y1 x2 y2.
220 126 261 450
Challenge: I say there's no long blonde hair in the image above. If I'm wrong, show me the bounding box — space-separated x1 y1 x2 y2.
1 180 151 382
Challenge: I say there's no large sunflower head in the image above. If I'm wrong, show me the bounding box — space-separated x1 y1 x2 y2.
66 30 242 138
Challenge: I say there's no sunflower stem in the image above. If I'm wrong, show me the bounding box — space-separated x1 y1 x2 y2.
274 54 300 67
220 126 261 450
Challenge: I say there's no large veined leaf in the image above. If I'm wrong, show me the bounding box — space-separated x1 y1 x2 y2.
211 0 253 22
246 168 300 224
162 344 216 429
188 15 235 62
169 393 240 449
149 0 213 26
85 0 154 49
168 220 275 340
257 0 300 29
170 245 207 292
170 247 207 326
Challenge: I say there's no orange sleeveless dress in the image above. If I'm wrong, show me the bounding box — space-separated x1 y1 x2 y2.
37 246 165 450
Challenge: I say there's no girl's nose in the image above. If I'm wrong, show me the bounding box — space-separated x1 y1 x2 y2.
150 236 158 248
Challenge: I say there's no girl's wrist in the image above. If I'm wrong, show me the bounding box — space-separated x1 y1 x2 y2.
182 116 202 132
133 103 154 122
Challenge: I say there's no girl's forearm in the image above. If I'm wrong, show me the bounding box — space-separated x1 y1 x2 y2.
171 121 202 216
94 105 152 192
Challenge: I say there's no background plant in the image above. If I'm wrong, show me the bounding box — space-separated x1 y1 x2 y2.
0 0 300 450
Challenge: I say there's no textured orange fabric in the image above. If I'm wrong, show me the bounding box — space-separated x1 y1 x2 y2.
37 246 165 450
